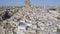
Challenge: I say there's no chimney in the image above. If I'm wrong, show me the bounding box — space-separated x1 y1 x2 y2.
24 0 31 8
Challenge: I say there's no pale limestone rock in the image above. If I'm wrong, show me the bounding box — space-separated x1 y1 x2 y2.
0 26 5 34
0 1 60 34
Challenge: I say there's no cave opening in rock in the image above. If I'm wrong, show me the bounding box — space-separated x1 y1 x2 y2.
2 11 11 20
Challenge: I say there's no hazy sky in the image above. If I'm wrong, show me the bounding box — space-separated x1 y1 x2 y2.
0 0 60 6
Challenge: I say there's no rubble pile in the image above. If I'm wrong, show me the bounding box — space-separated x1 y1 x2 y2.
0 7 60 34
0 0 60 34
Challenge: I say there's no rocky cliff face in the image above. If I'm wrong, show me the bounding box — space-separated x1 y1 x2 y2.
0 6 60 34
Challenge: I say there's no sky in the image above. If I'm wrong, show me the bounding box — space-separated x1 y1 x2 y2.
0 0 60 6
